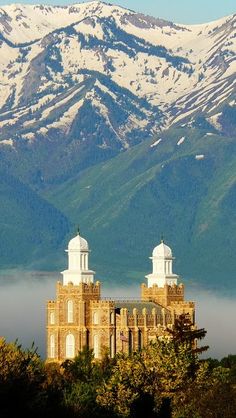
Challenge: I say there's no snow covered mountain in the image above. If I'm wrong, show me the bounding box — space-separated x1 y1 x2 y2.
0 1 235 152
0 2 236 288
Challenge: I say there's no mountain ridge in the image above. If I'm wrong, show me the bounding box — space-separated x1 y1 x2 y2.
0 2 235 130
0 2 235 292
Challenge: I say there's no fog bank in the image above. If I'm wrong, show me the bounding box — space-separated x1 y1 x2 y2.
0 271 235 359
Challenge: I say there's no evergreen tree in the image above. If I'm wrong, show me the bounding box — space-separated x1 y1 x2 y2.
167 313 209 354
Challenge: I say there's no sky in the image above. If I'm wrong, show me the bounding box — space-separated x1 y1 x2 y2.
0 0 235 24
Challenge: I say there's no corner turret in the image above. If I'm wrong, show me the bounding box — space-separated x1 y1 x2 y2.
61 229 95 285
145 239 179 287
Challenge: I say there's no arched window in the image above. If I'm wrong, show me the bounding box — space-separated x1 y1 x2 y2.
50 334 55 358
110 311 115 325
129 330 133 354
138 330 142 351
93 311 99 325
66 334 75 358
110 334 115 358
80 253 87 270
67 300 73 323
94 334 99 358
50 311 55 325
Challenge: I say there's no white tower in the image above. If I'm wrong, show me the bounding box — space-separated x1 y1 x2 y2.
145 240 179 288
61 230 95 285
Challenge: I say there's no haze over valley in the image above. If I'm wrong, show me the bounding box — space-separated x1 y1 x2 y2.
0 272 236 359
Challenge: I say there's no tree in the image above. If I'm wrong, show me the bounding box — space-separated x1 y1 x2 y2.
97 338 207 417
172 365 236 418
0 338 46 418
220 354 236 384
43 362 68 418
61 346 116 418
97 334 234 418
167 313 209 355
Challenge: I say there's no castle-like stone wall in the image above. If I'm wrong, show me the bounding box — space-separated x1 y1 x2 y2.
47 280 195 361
46 234 195 362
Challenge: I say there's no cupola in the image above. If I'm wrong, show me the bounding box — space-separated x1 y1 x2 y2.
145 239 179 288
61 228 95 285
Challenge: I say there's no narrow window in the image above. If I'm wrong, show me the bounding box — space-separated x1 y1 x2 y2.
50 311 55 325
110 311 115 325
110 334 115 358
138 330 142 351
66 334 75 358
129 330 133 354
94 334 99 358
93 311 99 325
86 330 90 348
67 300 73 323
50 334 55 358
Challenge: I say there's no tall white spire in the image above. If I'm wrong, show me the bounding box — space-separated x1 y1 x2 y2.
61 230 95 285
145 240 179 288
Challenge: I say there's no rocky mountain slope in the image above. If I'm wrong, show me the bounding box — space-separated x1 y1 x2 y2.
0 2 235 291
0 2 235 154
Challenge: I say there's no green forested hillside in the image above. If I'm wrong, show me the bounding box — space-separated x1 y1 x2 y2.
42 123 236 292
0 112 236 293
0 171 70 268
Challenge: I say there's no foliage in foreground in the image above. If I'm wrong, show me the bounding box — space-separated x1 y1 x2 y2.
97 340 235 418
0 326 236 418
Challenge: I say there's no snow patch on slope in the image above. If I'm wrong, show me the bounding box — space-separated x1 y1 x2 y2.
150 138 162 148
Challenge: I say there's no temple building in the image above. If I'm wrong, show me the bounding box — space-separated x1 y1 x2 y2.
46 231 195 361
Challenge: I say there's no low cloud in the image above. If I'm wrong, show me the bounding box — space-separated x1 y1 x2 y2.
189 289 236 359
0 272 235 359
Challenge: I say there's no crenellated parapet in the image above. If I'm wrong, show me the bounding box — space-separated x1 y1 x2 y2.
170 301 195 308
169 300 195 323
47 300 56 307
125 311 172 328
56 280 101 301
141 282 184 307
91 300 114 308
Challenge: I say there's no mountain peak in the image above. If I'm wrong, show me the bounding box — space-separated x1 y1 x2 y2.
0 1 235 144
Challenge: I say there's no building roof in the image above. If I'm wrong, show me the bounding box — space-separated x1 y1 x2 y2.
68 233 89 251
152 241 172 258
114 300 168 314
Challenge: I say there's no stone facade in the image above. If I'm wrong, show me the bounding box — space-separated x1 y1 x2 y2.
46 234 195 361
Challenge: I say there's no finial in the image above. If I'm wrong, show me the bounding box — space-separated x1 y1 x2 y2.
160 233 164 243
77 225 80 236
